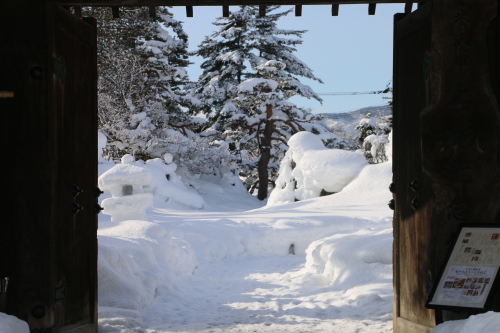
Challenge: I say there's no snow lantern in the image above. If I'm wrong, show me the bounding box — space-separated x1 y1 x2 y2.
98 154 153 221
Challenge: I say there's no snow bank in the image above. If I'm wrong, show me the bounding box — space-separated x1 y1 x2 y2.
0 313 29 333
268 131 366 205
432 312 500 333
303 228 392 287
98 219 197 330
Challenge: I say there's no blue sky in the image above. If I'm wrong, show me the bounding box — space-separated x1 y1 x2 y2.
169 4 407 114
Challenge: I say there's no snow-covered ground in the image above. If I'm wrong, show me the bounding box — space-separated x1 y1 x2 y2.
97 158 395 333
2 131 498 333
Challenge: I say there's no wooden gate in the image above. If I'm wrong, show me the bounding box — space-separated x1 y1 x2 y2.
392 4 435 333
49 5 98 332
0 3 98 332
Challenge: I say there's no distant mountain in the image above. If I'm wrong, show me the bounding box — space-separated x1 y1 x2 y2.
318 104 392 136
319 104 392 122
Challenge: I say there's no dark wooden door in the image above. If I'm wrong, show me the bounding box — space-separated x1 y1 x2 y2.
0 2 97 332
50 5 98 332
392 5 435 333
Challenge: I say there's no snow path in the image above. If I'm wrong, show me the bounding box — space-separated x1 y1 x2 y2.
97 162 394 332
131 196 393 333
142 254 392 333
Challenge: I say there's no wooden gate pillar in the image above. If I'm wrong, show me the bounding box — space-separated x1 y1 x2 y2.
421 0 500 322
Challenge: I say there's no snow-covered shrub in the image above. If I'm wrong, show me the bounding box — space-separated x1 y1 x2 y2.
145 154 205 209
362 134 389 164
161 131 231 176
354 113 377 146
268 132 366 205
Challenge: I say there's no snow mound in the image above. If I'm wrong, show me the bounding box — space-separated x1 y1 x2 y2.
145 158 204 209
303 228 392 287
432 311 500 333
268 131 366 205
98 220 197 329
0 313 29 333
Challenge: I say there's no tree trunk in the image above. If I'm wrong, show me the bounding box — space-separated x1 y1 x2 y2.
257 104 274 200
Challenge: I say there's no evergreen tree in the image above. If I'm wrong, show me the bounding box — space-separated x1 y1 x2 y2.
193 5 331 199
84 6 199 160
354 113 376 146
232 60 321 199
356 112 391 164
249 5 323 98
192 6 256 128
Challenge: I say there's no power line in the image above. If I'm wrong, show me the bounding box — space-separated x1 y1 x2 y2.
318 87 392 96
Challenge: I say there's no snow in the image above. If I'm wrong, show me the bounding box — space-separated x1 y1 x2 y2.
359 113 377 127
238 78 279 92
98 154 153 197
94 136 398 332
5 136 499 332
98 131 108 163
0 313 29 333
432 312 500 333
269 132 367 204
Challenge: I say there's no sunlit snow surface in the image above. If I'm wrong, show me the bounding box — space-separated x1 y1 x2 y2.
97 156 397 332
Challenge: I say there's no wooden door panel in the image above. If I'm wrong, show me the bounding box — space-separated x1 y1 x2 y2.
51 5 98 332
393 4 435 332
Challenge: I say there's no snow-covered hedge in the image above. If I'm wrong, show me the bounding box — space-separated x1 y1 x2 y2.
268 132 366 205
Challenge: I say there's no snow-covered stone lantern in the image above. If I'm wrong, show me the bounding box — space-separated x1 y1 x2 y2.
98 154 153 221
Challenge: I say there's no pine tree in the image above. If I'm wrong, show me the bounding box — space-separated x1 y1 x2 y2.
191 6 256 128
84 6 198 160
355 113 376 146
250 5 323 98
193 5 329 200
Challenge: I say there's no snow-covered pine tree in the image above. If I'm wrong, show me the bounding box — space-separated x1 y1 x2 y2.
233 60 333 200
191 6 256 129
354 113 376 146
193 5 330 199
356 112 391 164
249 5 323 98
84 6 198 160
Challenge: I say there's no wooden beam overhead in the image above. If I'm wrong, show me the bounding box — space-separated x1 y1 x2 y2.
223 5 229 17
73 5 82 17
112 5 120 18
404 2 412 13
186 5 193 17
295 5 302 17
368 2 376 15
53 1 429 6
332 4 339 16
259 4 266 17
149 5 156 18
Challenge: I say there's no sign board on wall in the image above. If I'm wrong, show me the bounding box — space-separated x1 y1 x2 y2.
427 225 500 311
